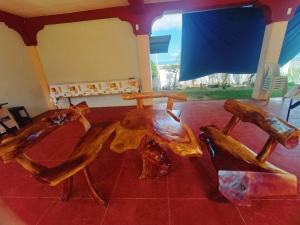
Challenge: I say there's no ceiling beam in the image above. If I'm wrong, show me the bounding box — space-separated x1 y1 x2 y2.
257 0 300 23
128 0 145 14
25 0 255 39
0 0 299 46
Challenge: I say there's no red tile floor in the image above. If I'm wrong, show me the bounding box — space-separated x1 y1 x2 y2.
1 98 300 225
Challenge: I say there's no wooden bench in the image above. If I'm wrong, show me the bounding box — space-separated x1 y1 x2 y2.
200 100 300 205
0 102 118 207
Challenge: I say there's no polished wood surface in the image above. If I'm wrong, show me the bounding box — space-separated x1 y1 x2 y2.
224 99 300 148
139 136 172 179
0 102 89 162
122 92 187 101
111 92 201 178
111 108 202 158
200 100 300 205
219 171 297 206
31 122 118 186
0 102 117 207
201 126 287 174
123 92 187 111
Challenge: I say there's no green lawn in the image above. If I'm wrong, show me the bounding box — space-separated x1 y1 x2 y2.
181 83 296 100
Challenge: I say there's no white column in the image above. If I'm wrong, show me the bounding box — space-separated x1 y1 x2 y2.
27 46 55 109
136 34 153 105
252 21 288 99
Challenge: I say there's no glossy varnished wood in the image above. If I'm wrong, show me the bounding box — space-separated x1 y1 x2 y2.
111 108 202 158
219 170 297 205
200 100 300 205
201 126 287 174
224 99 300 148
0 102 89 162
111 92 202 178
0 102 118 207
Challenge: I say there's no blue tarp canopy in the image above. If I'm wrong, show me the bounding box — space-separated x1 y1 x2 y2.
180 6 300 81
279 7 300 65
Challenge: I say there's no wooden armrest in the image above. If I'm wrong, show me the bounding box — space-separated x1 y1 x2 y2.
201 126 287 174
224 100 300 148
122 92 187 101
17 122 119 186
123 92 187 110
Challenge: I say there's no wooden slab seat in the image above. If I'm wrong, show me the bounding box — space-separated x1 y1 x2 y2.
111 92 202 179
200 99 300 205
0 102 117 207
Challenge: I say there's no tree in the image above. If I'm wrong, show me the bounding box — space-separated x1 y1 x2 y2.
220 73 229 89
232 74 241 86
151 61 158 78
163 64 180 90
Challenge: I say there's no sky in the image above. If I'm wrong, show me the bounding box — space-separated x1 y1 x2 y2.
150 14 182 65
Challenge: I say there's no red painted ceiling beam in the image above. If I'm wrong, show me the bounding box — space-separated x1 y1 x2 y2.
0 10 25 39
0 0 300 46
25 0 254 43
258 0 300 23
128 0 145 14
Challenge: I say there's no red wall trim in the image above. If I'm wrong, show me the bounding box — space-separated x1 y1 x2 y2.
0 0 299 46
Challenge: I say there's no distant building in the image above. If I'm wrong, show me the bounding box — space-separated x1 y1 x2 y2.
290 57 300 68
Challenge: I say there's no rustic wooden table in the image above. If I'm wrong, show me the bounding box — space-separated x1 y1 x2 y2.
110 107 202 179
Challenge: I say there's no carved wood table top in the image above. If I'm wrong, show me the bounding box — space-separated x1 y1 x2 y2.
110 107 202 178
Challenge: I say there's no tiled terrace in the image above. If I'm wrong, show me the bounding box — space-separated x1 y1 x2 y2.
1 98 300 225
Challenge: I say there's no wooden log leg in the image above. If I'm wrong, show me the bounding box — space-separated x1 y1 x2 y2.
139 137 172 179
256 136 277 162
83 167 107 207
223 116 240 135
61 177 73 201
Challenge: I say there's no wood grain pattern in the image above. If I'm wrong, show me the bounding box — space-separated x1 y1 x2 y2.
0 102 117 187
122 92 187 101
111 108 202 158
139 136 172 179
200 100 300 205
28 122 119 186
224 99 300 148
0 102 89 162
111 92 200 178
219 171 297 206
0 102 119 207
201 126 287 174
122 92 187 115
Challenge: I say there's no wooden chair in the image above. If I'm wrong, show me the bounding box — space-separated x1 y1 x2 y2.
122 92 188 121
200 100 300 205
0 102 118 207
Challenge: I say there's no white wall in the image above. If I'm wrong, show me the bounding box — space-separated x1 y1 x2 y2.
37 18 140 107
0 23 48 116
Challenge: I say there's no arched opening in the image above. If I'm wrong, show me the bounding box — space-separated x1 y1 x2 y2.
150 13 182 91
150 7 300 101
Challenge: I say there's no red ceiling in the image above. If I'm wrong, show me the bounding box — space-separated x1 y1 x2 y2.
0 0 299 46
